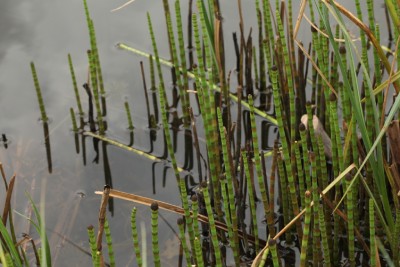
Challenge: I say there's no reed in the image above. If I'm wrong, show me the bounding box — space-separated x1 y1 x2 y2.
124 101 134 131
22 0 400 266
130 207 142 267
30 62 48 122
150 202 161 267
177 218 191 266
68 54 84 116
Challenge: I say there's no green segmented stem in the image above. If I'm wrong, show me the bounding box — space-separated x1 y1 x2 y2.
30 62 48 122
191 194 200 241
252 47 259 87
311 24 328 126
68 54 84 116
369 199 376 266
318 202 331 267
148 15 193 245
104 220 115 267
366 0 376 55
268 239 280 266
200 181 222 267
269 143 278 213
355 0 370 74
89 20 105 96
276 11 296 147
4 252 13 266
374 24 383 116
87 50 105 135
256 7 266 93
70 108 78 132
88 225 100 267
202 22 222 175
177 218 192 266
316 135 328 190
83 0 105 96
196 0 216 65
305 103 322 179
179 178 195 253
338 45 350 122
219 178 238 264
309 152 321 264
149 55 156 91
248 95 274 237
299 123 311 190
147 13 179 182
333 197 340 266
300 191 312 267
241 150 259 252
192 13 223 218
345 175 355 267
150 202 160 267
262 0 273 71
316 135 332 250
329 26 340 92
175 0 191 127
270 66 302 238
217 108 239 264
194 237 204 267
84 132 179 165
259 246 270 267
164 2 189 127
131 207 142 267
277 152 291 243
294 141 306 207
124 101 134 130
162 0 174 62
329 94 344 175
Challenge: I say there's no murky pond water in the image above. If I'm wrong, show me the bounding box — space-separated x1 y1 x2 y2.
0 0 392 266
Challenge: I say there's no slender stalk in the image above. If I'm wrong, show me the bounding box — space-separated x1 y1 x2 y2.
369 198 376 266
30 62 48 122
242 150 259 252
104 220 115 267
194 237 204 267
131 207 142 267
88 225 100 267
68 54 84 116
177 218 191 266
248 95 274 237
268 239 280 266
151 202 160 267
70 108 78 132
346 174 355 267
200 181 222 267
124 101 134 130
300 191 312 267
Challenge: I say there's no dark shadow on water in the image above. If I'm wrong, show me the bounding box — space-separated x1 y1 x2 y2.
43 121 52 174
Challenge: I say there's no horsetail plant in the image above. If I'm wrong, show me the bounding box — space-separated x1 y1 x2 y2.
30 62 48 123
217 108 239 263
88 225 100 267
241 149 259 252
131 207 142 267
68 54 84 116
300 191 312 267
200 181 222 267
150 202 161 267
104 220 115 267
70 108 78 132
177 218 191 266
124 101 134 131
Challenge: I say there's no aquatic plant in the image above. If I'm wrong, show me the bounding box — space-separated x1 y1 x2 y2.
24 0 400 266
